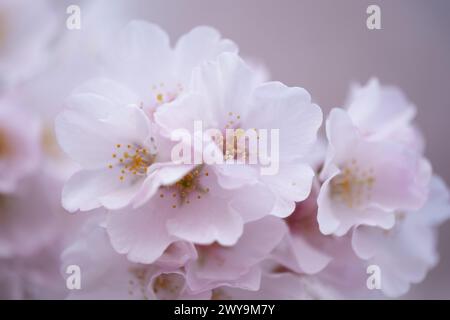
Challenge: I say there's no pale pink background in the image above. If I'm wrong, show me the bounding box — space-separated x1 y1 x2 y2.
62 0 450 298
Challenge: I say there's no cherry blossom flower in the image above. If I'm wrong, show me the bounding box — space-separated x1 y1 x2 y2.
352 176 450 297
55 20 237 212
56 82 284 260
317 108 431 236
55 83 188 212
96 53 321 263
156 52 323 218
55 30 320 265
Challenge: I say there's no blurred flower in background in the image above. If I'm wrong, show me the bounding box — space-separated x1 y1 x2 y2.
0 0 449 300
0 0 56 87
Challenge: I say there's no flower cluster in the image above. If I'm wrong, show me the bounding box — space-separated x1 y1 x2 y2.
1 1 449 299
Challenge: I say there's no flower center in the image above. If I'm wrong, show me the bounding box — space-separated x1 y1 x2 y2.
108 142 157 182
223 128 249 161
152 82 183 107
152 273 184 300
127 267 149 299
212 111 258 163
330 159 376 208
159 166 210 208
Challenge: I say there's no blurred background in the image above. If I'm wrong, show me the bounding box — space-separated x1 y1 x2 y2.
3 0 450 298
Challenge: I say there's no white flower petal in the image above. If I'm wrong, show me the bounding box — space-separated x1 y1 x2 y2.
346 78 416 139
244 81 323 161
56 95 150 169
106 202 178 264
62 168 143 212
175 26 238 83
